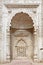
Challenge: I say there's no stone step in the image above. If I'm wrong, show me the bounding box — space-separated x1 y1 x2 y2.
0 60 33 65
0 60 43 65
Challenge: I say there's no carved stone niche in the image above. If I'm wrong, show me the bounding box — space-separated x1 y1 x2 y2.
3 3 41 63
10 11 34 60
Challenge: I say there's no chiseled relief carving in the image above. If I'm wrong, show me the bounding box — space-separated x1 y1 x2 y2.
16 39 26 57
0 0 42 64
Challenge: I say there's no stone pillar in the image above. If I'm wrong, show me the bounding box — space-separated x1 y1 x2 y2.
41 0 43 47
33 28 39 62
0 5 11 63
34 2 43 62
36 3 42 62
6 25 11 62
39 0 43 62
0 2 3 63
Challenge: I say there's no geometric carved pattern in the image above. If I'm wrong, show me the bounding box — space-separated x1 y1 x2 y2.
16 39 27 47
15 39 27 57
17 47 26 57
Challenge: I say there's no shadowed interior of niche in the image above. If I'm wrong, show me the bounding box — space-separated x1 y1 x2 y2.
10 12 34 60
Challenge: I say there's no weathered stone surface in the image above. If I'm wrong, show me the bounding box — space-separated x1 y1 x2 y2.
0 0 43 64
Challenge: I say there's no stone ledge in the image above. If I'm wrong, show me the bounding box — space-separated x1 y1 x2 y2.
5 4 39 8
